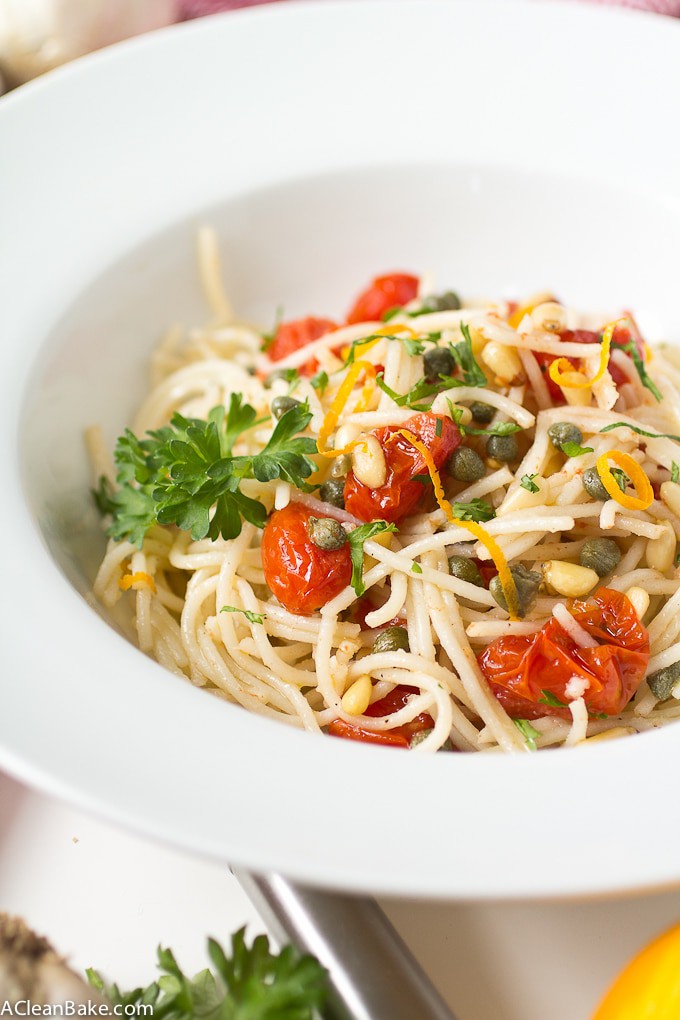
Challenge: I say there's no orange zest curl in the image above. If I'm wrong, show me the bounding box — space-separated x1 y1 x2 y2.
119 571 156 593
595 450 654 512
548 319 619 390
394 428 520 619
317 360 373 457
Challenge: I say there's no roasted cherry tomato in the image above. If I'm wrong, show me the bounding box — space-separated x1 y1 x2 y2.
346 272 419 325
329 684 432 748
478 588 649 719
261 503 351 615
344 412 460 523
267 316 337 363
534 324 644 401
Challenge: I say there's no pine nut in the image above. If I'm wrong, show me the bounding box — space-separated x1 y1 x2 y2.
531 301 567 334
335 422 361 451
543 560 598 598
625 586 650 620
661 481 680 519
559 370 592 407
351 435 387 488
468 325 487 358
497 476 546 515
341 674 373 716
646 522 676 573
481 341 524 385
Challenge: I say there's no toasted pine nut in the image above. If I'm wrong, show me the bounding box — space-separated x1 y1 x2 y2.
335 423 361 451
646 521 676 573
481 341 523 385
430 395 472 424
351 435 387 488
531 301 567 334
543 560 598 598
661 481 680 519
625 586 650 620
497 476 546 516
341 674 373 716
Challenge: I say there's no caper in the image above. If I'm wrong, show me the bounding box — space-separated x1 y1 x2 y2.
647 661 680 702
548 422 583 449
271 395 300 420
373 626 410 654
319 479 346 508
330 454 352 478
410 731 454 751
307 516 347 551
448 446 486 482
448 556 484 587
423 346 456 381
470 401 495 424
582 466 610 502
490 565 541 618
580 538 622 577
419 291 462 314
486 434 519 463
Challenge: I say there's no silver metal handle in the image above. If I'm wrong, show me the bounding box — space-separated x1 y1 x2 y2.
234 869 457 1020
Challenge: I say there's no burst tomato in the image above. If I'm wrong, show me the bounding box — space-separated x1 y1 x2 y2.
534 325 644 402
344 412 460 523
328 684 433 748
478 588 649 719
261 503 351 615
267 316 337 363
346 272 419 325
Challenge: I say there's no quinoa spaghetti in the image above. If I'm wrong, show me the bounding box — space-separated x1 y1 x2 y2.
89 231 680 752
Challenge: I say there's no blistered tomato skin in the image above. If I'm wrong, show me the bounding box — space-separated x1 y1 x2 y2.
267 316 337 363
344 413 460 523
346 273 419 325
328 684 432 748
478 588 650 719
261 503 351 615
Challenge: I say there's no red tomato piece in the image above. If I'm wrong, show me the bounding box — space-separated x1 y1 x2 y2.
328 684 433 748
478 588 650 719
344 412 460 523
267 316 337 362
261 503 351 615
346 273 419 325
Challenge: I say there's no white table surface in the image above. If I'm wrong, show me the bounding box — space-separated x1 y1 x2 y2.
2 769 680 1019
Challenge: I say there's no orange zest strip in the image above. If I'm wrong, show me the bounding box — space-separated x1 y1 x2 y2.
548 319 619 390
595 450 654 512
507 293 553 329
394 429 520 619
317 360 373 457
119 571 156 593
354 363 377 413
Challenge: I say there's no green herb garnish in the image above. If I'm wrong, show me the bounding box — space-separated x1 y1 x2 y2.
450 499 496 523
310 369 329 395
462 421 522 438
618 337 662 402
514 719 541 751
347 521 397 596
520 473 540 493
453 324 487 387
220 606 265 625
538 690 567 708
411 562 423 574
260 305 284 352
600 422 680 443
87 927 328 1020
105 398 318 546
560 440 595 458
672 462 679 484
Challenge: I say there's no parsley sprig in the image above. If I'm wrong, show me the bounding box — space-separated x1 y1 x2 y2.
87 927 328 1020
347 521 396 596
96 398 318 546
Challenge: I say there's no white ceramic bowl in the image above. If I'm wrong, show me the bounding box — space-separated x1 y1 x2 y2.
2 0 680 898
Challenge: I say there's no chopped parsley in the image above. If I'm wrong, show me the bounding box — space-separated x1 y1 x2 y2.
220 606 265 625
560 440 595 458
520 473 540 493
411 562 423 574
463 421 522 438
347 521 397 596
672 462 680 484
310 369 329 394
538 690 566 708
514 718 541 751
102 397 318 546
450 499 496 523
600 422 680 443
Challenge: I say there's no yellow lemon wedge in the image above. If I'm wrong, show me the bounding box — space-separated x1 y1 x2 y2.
593 922 680 1019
